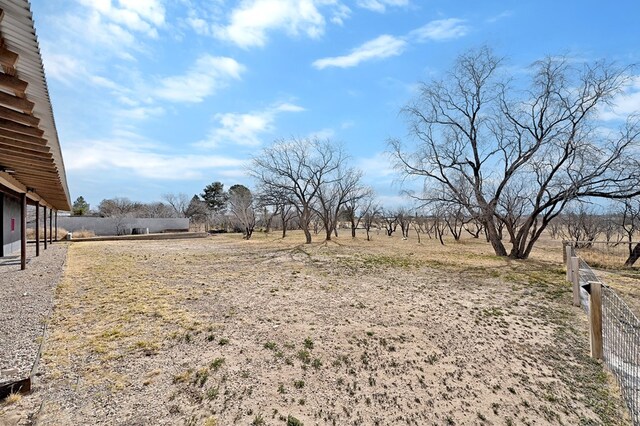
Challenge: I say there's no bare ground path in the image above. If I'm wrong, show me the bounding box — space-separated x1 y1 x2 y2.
0 232 631 425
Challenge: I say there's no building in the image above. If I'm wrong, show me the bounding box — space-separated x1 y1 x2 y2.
0 1 71 269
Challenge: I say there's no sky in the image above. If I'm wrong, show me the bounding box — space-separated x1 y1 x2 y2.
29 0 640 209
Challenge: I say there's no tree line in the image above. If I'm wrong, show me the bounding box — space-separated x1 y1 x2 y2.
72 47 640 260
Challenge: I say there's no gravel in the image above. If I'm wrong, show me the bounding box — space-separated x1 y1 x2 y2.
0 243 68 386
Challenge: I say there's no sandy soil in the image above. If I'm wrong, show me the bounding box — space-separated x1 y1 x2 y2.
0 231 632 425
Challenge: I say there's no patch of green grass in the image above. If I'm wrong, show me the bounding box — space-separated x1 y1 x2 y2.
303 337 314 350
210 357 225 371
264 341 278 350
296 350 311 364
287 415 303 426
294 380 305 389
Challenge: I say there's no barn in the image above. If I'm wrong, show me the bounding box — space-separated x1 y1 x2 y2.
0 1 71 269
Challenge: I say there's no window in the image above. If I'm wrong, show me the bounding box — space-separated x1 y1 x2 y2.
11 218 16 232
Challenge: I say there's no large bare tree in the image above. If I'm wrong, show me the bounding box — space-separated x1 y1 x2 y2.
391 47 640 259
251 137 343 244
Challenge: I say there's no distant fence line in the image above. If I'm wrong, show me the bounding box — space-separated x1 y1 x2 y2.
55 217 189 237
566 246 640 425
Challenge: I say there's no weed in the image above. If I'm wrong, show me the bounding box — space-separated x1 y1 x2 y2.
298 398 305 405
303 337 314 350
264 341 278 350
210 357 225 371
287 415 303 426
252 414 265 425
193 368 209 387
297 350 311 364
294 380 305 389
278 383 286 394
312 358 322 369
4 393 21 405
206 387 219 400
218 338 229 346
173 370 191 384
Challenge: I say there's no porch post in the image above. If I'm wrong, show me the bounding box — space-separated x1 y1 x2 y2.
43 206 47 250
35 202 40 257
20 193 26 270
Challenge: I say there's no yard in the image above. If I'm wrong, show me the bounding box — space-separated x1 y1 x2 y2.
0 231 631 425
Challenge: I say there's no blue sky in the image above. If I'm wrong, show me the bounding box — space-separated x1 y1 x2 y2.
30 0 640 209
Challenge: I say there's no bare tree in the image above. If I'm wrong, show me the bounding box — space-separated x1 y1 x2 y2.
361 204 381 241
251 137 343 244
228 184 256 239
391 47 640 259
314 166 366 241
162 193 191 218
396 208 411 239
560 204 603 247
619 198 640 266
343 190 375 238
380 210 398 237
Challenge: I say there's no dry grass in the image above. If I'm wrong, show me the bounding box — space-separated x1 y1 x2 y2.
2 393 22 406
1 230 633 425
26 227 68 240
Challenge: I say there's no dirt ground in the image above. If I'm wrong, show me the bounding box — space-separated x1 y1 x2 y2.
0 230 633 425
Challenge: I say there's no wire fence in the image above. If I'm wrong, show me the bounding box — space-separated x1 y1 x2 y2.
576 258 640 425
565 240 640 270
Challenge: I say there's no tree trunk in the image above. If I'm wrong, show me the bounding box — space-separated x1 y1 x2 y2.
325 227 332 241
304 228 312 244
485 217 507 256
624 243 640 267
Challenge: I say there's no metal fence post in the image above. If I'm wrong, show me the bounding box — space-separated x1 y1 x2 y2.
571 256 581 307
588 281 603 360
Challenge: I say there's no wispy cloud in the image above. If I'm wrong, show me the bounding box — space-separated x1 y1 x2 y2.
313 18 468 69
356 0 409 13
599 75 640 121
312 34 407 69
65 137 244 180
78 0 166 37
409 18 469 42
486 10 513 24
196 102 306 148
154 55 245 103
211 0 326 48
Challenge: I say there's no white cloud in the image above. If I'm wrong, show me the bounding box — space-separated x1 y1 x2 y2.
486 10 513 24
356 0 408 13
41 52 86 85
356 153 396 179
196 102 306 147
312 34 406 69
330 3 351 25
213 0 327 48
65 137 244 180
598 76 640 121
116 106 166 121
313 18 468 70
78 0 165 37
154 55 245 103
410 18 469 42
